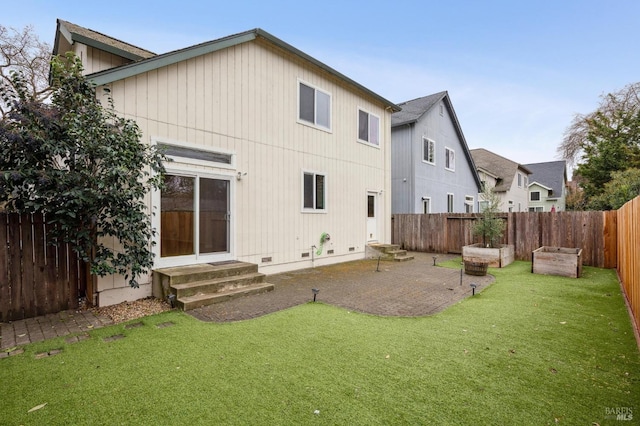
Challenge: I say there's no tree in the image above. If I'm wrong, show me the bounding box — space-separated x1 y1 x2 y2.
0 53 166 288
588 168 640 210
473 185 505 248
557 82 640 203
0 24 52 119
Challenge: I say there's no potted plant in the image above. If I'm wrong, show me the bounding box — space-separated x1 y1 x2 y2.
462 185 514 269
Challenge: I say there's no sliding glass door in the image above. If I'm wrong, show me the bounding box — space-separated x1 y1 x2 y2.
160 173 231 264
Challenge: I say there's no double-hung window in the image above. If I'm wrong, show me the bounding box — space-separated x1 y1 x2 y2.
447 193 454 213
303 171 326 212
530 191 541 201
358 108 380 146
422 138 435 164
298 81 331 130
445 147 455 171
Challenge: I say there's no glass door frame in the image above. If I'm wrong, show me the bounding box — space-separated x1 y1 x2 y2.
152 166 235 269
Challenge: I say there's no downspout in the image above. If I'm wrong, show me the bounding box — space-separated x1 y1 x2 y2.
409 123 415 213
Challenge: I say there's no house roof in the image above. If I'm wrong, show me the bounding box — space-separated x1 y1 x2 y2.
392 91 482 190
523 160 567 197
57 24 400 112
470 148 532 192
391 91 447 127
54 19 156 61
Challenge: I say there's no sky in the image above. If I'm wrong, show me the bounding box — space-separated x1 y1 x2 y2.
4 0 640 176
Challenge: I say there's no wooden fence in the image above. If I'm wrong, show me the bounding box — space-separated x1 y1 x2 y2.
392 211 617 268
0 213 86 322
616 197 640 335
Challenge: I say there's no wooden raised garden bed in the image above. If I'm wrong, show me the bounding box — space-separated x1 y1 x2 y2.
462 243 514 268
532 246 583 278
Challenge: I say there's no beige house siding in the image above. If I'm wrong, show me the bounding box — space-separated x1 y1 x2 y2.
94 38 392 304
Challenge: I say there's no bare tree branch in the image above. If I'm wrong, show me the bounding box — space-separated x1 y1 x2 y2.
0 24 52 119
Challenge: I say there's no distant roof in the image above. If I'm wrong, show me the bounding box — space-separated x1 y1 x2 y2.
523 160 567 197
470 148 532 192
391 91 447 127
54 19 156 61
65 26 400 112
392 91 481 190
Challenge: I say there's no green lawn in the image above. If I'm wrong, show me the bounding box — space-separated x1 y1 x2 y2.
1 261 639 425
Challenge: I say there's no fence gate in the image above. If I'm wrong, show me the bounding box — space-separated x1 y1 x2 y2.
0 213 86 322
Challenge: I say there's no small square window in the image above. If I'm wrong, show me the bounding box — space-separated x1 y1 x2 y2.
530 191 541 201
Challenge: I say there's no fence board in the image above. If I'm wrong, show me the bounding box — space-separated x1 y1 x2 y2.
392 211 614 268
617 197 639 334
0 215 8 323
0 213 85 322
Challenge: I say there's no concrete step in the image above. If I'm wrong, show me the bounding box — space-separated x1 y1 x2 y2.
171 272 265 298
393 254 415 262
155 261 258 286
177 282 275 310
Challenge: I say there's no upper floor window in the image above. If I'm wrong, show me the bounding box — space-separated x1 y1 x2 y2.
358 108 380 146
302 171 326 212
298 81 331 130
445 147 455 171
530 191 541 201
422 138 435 164
517 172 523 187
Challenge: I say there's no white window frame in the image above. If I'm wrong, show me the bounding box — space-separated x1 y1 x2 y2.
302 170 327 213
422 197 431 214
529 206 544 212
422 137 435 164
447 193 454 213
517 172 523 187
297 80 332 131
464 195 474 213
445 147 455 171
357 107 380 147
530 191 541 201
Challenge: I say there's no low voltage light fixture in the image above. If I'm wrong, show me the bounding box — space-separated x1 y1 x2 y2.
432 256 438 266
470 283 478 296
312 288 320 302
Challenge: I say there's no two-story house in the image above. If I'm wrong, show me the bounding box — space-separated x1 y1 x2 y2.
53 20 400 306
391 92 481 214
470 148 531 212
523 161 568 211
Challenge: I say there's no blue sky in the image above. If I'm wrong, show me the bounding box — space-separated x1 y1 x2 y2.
5 1 640 174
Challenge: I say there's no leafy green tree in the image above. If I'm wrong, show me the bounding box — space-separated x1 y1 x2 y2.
0 53 166 287
474 185 505 248
558 82 640 203
588 168 640 210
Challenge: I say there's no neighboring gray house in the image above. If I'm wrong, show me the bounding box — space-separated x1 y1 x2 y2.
391 92 481 214
470 148 531 212
523 161 568 212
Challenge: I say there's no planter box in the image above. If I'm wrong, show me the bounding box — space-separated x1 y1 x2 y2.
462 244 514 268
532 246 582 278
464 260 489 276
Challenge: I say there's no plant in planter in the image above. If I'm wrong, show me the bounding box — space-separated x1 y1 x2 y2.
473 185 505 248
462 185 514 269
